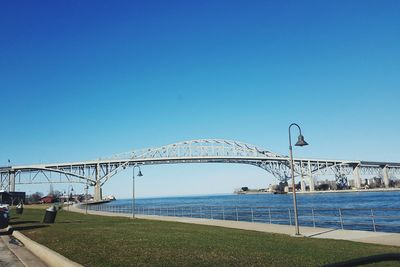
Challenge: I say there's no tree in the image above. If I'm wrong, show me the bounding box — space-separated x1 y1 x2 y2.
53 190 62 198
29 192 43 203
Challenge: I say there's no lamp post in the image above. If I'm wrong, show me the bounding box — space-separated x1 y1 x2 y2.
289 123 309 236
67 185 74 211
132 165 143 219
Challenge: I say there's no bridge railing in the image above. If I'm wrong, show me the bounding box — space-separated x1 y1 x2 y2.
79 204 400 233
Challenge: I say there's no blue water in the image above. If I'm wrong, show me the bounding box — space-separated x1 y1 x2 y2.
91 191 400 233
111 191 400 209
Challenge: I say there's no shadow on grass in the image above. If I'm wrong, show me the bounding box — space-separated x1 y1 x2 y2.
9 220 41 226
0 225 48 235
56 220 84 224
12 224 49 232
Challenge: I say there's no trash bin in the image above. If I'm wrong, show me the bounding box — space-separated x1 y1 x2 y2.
0 206 9 229
43 205 57 223
16 203 24 215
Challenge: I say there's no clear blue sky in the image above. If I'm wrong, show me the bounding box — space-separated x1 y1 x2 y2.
1 0 399 198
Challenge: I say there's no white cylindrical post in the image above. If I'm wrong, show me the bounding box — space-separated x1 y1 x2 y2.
353 165 362 189
383 166 390 188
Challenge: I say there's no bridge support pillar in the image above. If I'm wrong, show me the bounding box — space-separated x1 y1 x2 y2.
308 164 315 191
300 173 306 191
383 166 390 188
353 165 362 189
9 171 15 192
94 163 102 201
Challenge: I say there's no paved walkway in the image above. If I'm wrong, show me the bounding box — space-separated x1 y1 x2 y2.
0 234 24 267
0 229 47 267
71 205 400 247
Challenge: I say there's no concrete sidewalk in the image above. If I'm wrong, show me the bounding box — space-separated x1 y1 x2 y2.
0 232 47 267
70 206 400 247
0 234 24 267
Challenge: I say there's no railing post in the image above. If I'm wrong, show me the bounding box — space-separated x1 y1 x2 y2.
200 206 202 218
251 208 254 222
210 206 213 220
288 208 292 226
339 208 344 230
190 206 193 218
268 208 272 224
222 206 225 220
236 207 239 221
312 208 316 228
371 209 377 232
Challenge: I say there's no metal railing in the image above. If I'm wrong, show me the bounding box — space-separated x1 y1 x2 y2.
78 204 400 233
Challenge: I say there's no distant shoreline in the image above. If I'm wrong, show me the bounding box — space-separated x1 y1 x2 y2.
235 188 400 195
296 188 400 194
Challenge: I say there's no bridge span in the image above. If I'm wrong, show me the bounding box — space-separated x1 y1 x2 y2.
1 139 400 201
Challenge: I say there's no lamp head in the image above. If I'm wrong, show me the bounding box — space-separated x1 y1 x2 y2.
137 170 143 177
295 134 309 147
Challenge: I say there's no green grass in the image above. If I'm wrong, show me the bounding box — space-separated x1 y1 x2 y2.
8 206 400 267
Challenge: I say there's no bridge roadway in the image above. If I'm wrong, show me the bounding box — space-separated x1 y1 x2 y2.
1 139 400 201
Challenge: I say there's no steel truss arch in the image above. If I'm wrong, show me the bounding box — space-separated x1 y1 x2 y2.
18 167 97 185
1 139 400 196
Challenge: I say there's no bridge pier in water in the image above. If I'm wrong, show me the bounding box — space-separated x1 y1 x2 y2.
94 163 103 201
300 173 306 191
352 165 362 189
383 166 390 188
308 164 315 191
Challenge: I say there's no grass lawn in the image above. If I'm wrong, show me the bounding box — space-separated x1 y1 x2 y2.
7 205 400 267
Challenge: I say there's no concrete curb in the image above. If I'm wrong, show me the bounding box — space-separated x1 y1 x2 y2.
12 230 83 267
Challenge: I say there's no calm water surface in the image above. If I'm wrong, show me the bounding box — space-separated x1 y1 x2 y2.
107 191 400 209
94 191 400 233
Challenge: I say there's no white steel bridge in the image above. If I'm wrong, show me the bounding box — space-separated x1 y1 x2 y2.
1 139 400 201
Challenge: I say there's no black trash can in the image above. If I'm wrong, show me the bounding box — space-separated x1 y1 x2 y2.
43 205 57 223
16 203 24 215
0 207 9 229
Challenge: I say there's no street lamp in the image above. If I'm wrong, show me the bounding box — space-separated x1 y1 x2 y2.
67 185 74 211
132 165 143 219
289 123 309 236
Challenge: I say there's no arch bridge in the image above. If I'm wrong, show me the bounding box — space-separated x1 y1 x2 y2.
1 139 400 201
